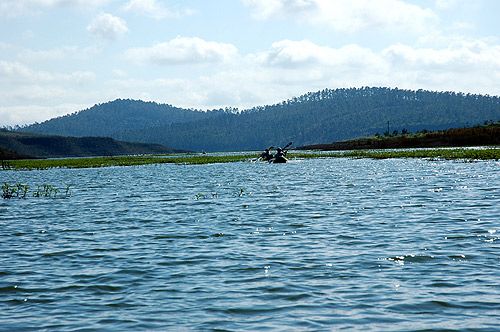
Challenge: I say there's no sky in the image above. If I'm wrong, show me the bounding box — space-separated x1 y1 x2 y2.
1 0 499 126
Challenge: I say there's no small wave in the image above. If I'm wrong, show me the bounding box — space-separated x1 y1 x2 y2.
386 254 436 264
0 285 22 293
389 300 500 313
41 249 80 257
448 254 468 261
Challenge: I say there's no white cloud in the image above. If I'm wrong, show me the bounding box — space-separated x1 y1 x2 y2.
257 39 383 69
383 40 500 74
87 13 128 40
0 104 88 127
30 0 108 7
123 0 193 20
0 0 109 17
18 46 101 62
0 60 96 84
0 60 99 126
3 37 500 126
242 0 318 19
243 0 438 33
125 37 238 65
435 0 460 10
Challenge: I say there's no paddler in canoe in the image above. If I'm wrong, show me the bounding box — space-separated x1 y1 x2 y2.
259 148 274 162
258 142 291 163
271 147 287 163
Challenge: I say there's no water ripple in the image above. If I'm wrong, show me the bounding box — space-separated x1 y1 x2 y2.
1 158 499 331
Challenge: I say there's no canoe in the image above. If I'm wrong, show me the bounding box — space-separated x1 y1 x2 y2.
272 156 288 163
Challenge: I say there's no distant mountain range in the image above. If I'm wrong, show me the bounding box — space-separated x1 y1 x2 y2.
0 129 181 159
19 87 500 152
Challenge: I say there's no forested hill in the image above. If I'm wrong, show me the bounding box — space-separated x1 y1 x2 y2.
20 99 222 138
0 130 181 159
20 87 500 152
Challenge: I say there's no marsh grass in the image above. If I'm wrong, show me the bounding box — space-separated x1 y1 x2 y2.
6 154 257 170
292 148 500 161
3 148 499 170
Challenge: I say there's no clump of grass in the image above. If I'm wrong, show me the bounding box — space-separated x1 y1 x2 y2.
2 183 29 199
194 192 207 200
32 184 59 198
2 182 71 199
194 192 219 200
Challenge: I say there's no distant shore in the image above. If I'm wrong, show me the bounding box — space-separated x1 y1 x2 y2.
298 122 499 151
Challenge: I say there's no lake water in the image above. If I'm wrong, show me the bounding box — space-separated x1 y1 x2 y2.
1 158 499 331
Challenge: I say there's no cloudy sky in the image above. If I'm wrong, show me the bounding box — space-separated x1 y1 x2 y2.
1 0 499 126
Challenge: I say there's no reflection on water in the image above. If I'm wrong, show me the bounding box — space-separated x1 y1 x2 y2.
1 158 499 331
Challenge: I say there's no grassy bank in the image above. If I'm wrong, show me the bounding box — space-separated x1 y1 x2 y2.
300 122 500 151
1 148 498 170
295 148 500 161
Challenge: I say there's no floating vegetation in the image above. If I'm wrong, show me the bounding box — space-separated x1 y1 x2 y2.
194 192 219 200
2 183 29 199
32 184 59 198
194 192 207 200
2 148 499 171
2 182 71 199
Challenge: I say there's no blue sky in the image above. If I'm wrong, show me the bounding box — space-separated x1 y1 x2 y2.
1 0 499 126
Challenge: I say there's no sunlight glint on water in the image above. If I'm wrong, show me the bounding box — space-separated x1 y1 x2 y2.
1 158 499 331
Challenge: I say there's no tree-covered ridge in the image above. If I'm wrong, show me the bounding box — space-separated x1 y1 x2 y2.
20 99 223 138
19 87 500 152
299 121 500 150
0 129 181 159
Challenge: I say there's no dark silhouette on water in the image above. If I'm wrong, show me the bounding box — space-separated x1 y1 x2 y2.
261 142 292 163
259 148 274 161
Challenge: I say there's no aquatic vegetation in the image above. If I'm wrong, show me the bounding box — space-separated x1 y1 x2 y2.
293 148 500 161
194 192 219 200
32 184 59 198
194 192 207 200
2 148 498 170
2 182 70 199
2 183 29 199
1 160 12 170
5 154 257 170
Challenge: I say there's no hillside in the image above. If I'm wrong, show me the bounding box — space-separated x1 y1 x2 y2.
0 130 181 159
20 99 222 138
0 146 31 160
299 122 500 150
20 87 500 152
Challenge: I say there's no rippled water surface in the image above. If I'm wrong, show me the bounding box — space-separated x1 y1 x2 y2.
1 158 499 331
